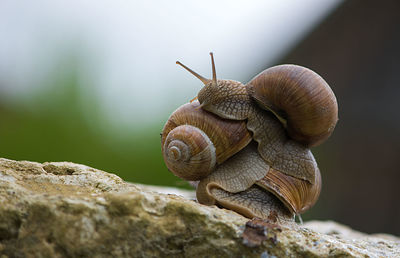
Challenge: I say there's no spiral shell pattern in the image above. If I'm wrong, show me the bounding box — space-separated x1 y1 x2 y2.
163 125 216 181
161 100 252 181
246 64 338 147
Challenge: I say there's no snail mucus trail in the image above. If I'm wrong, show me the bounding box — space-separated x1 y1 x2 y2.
161 52 338 223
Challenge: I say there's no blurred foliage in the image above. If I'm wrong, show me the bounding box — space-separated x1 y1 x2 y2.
0 59 189 189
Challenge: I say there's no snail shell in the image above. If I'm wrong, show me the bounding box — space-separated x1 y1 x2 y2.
246 64 338 147
161 100 252 181
256 167 322 214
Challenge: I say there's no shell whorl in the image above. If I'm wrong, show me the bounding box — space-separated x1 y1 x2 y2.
256 167 322 214
246 64 338 147
161 100 252 181
163 125 216 181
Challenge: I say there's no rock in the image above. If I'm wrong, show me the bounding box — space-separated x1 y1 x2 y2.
0 158 398 257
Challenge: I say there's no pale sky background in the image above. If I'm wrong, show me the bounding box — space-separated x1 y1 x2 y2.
0 0 343 131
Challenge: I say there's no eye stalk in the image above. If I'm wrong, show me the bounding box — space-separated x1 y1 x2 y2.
210 52 217 85
176 60 209 85
176 52 220 108
176 52 218 87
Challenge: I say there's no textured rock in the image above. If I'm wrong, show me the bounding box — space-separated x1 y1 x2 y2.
0 158 398 257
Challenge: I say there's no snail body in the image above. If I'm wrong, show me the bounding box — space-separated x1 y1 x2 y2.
162 53 337 221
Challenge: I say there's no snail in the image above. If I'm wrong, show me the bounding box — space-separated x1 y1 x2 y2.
161 53 338 222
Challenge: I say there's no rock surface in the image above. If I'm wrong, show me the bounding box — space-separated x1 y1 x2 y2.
0 158 398 257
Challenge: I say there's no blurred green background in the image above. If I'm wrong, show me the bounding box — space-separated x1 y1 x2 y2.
1 0 399 235
0 56 174 186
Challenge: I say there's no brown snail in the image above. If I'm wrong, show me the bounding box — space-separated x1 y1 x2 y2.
161 53 338 222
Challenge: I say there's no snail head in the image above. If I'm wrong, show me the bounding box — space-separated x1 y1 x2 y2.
176 52 222 110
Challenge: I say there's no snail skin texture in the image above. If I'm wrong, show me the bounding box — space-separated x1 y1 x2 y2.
162 53 337 223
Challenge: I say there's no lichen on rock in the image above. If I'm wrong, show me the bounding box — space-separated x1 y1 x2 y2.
0 158 398 257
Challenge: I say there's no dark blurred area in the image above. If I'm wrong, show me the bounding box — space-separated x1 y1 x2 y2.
0 0 399 236
276 0 400 235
